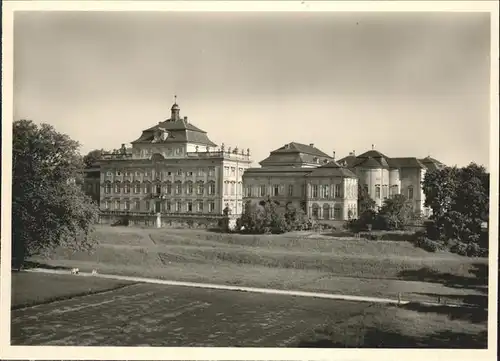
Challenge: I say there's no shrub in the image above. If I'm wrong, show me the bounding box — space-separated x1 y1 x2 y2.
450 241 469 256
415 237 443 253
359 232 383 241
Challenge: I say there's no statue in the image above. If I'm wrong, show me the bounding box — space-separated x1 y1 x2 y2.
195 145 199 153
233 146 238 154
221 143 225 152
228 147 231 154
206 146 210 153
247 148 250 156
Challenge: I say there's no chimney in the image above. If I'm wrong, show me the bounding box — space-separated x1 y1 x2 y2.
309 143 314 147
184 116 188 122
332 151 336 160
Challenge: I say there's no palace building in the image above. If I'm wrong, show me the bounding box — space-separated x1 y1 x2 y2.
337 148 445 216
91 100 252 216
242 142 359 221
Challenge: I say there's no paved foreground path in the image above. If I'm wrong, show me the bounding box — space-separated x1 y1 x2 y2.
25 268 410 305
12 281 373 346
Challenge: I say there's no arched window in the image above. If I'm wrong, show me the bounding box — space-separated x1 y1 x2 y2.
408 186 414 200
186 181 193 195
323 203 330 220
375 185 381 199
197 181 204 195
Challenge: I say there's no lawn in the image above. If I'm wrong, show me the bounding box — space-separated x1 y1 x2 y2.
11 271 487 348
28 225 488 305
11 271 135 309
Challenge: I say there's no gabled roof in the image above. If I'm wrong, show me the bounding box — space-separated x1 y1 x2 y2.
339 149 445 170
356 150 390 159
307 160 357 178
271 142 331 158
259 142 333 167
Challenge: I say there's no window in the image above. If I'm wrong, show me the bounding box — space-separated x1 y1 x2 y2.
114 183 120 193
209 201 215 213
273 185 279 196
155 184 161 195
246 185 253 197
144 171 149 177
125 171 131 176
382 185 388 199
260 185 266 197
334 207 342 220
390 185 399 197
166 182 172 194
175 202 181 212
197 182 204 195
208 167 215 177
231 183 236 195
134 200 140 211
104 200 109 210
105 184 111 194
197 168 204 176
197 202 204 213
124 200 130 211
186 182 193 195
144 183 151 193
288 185 294 197
187 201 193 212
134 184 140 194
224 167 230 176
106 171 112 176
187 171 193 177
363 184 369 194
335 184 342 198
322 185 329 198
301 184 305 196
135 171 141 176
238 168 243 175
224 182 229 195
114 200 120 210
208 182 216 195
375 185 381 199
175 182 182 195
166 201 171 212
116 170 121 176
175 148 181 155
177 169 183 176
167 171 172 176
231 167 235 176
124 184 130 194
408 186 414 199
312 185 318 198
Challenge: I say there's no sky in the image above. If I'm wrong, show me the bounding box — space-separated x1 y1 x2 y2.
14 11 492 168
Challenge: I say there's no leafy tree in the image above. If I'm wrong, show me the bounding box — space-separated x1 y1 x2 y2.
238 199 310 234
358 183 376 215
12 120 100 269
377 194 413 230
422 163 489 246
83 149 103 168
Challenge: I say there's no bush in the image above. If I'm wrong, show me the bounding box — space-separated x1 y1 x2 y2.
359 232 383 241
449 241 487 257
415 237 443 252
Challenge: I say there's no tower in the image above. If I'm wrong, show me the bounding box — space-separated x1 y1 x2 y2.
170 95 180 121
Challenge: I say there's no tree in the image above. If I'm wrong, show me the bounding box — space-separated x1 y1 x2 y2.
422 163 489 244
83 149 103 168
12 120 100 269
357 183 376 215
377 194 413 230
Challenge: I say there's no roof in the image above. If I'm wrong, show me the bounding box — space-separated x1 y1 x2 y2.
244 166 314 174
271 142 331 158
307 160 357 178
339 149 445 170
259 142 333 167
131 117 217 147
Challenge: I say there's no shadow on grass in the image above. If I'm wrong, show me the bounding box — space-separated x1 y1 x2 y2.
297 328 487 348
402 302 487 324
413 292 488 308
19 261 72 271
397 263 488 290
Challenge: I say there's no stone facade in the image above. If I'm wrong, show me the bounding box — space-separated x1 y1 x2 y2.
84 100 251 216
242 142 358 221
338 149 445 216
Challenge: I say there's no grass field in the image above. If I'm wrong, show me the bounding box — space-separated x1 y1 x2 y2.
11 272 487 347
11 271 135 309
28 225 488 306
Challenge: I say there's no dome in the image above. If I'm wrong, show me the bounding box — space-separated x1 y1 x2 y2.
171 103 180 111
